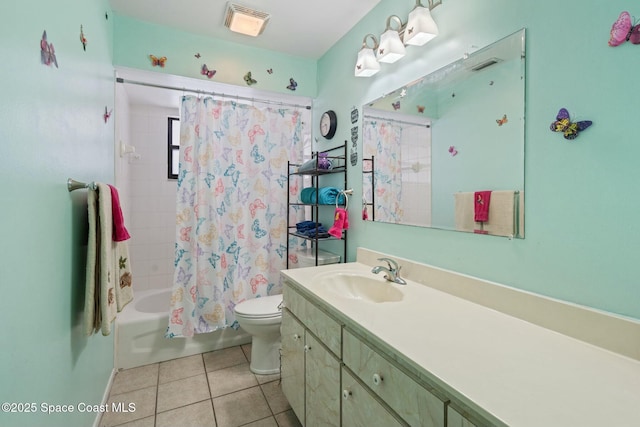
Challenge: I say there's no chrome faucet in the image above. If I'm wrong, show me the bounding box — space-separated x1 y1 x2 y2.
371 258 407 285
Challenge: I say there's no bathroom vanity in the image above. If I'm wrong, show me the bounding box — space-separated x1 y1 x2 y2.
280 249 640 427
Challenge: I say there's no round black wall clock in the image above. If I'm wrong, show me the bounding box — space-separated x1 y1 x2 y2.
320 110 337 139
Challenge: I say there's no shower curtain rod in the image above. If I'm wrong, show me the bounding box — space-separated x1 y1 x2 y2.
116 77 311 110
363 113 431 128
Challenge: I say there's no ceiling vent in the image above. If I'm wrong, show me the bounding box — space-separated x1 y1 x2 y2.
224 3 271 37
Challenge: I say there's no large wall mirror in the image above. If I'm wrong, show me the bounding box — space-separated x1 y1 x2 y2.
362 29 525 238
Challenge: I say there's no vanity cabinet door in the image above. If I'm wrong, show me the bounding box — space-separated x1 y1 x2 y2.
281 309 306 425
343 329 445 427
305 333 341 427
342 367 406 427
447 406 479 427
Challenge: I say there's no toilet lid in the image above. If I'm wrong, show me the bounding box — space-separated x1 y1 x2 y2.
234 294 283 319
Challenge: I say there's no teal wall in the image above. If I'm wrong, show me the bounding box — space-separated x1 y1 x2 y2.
113 15 318 98
316 0 640 320
0 1 115 426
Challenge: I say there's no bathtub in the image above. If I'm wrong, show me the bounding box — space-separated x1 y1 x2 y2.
115 288 251 369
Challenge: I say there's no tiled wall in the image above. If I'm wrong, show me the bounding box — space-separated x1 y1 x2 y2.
125 105 179 292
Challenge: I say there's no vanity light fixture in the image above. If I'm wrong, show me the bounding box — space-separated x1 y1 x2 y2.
403 0 441 46
377 16 406 63
224 2 271 37
355 0 442 77
355 34 381 77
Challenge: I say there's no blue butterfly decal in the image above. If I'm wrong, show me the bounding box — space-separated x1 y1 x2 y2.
208 253 221 269
217 201 227 216
197 297 209 309
275 244 287 258
224 164 240 186
286 78 298 91
226 241 240 262
251 145 265 163
275 174 287 188
550 108 592 140
204 172 216 188
175 247 187 267
252 219 268 238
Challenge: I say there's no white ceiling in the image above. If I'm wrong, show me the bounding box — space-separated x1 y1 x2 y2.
108 0 382 59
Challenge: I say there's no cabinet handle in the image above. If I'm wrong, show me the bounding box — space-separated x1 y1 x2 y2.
342 389 352 400
304 344 311 353
372 373 383 386
292 333 300 341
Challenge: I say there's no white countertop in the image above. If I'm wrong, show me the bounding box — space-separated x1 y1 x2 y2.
282 262 640 427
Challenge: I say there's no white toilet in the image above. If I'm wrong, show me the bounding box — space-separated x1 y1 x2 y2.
234 294 283 375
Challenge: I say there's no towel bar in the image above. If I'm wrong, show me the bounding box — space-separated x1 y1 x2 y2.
67 178 97 192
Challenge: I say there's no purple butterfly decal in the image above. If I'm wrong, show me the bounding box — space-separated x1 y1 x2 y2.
40 30 58 68
201 64 216 79
286 78 297 91
103 106 112 123
550 108 592 140
609 11 640 46
448 146 458 156
392 101 400 111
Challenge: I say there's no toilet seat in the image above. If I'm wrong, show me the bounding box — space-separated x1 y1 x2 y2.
234 294 282 320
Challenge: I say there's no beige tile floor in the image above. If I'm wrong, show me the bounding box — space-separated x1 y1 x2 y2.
101 344 302 427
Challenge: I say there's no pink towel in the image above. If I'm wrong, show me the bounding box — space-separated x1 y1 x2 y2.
328 208 349 238
474 191 491 222
108 184 131 242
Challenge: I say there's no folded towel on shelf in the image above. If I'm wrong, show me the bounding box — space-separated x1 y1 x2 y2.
296 220 322 232
474 190 492 222
300 187 346 205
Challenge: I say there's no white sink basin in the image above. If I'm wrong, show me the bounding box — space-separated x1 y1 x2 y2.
313 272 404 303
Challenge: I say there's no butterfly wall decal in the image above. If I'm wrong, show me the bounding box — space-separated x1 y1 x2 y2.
103 107 112 123
79 25 87 51
149 54 167 67
550 108 592 140
417 105 425 113
266 68 273 74
201 64 216 79
194 53 201 58
40 30 58 68
392 101 400 110
286 78 297 91
609 11 640 46
244 71 257 86
496 114 508 126
448 146 458 156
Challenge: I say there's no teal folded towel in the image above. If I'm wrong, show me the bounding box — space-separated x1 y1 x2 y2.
300 187 345 205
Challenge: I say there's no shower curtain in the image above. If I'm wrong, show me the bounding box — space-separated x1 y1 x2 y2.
167 96 307 337
363 118 404 223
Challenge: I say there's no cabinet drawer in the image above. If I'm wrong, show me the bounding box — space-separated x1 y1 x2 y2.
284 282 341 356
342 367 405 427
343 329 445 427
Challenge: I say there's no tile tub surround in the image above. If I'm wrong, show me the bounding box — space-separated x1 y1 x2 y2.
281 252 640 427
101 345 301 427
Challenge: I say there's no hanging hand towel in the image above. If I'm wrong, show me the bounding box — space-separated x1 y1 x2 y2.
84 184 118 336
328 208 349 238
474 190 492 222
108 184 131 242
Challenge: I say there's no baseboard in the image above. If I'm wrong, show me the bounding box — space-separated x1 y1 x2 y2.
93 368 117 427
